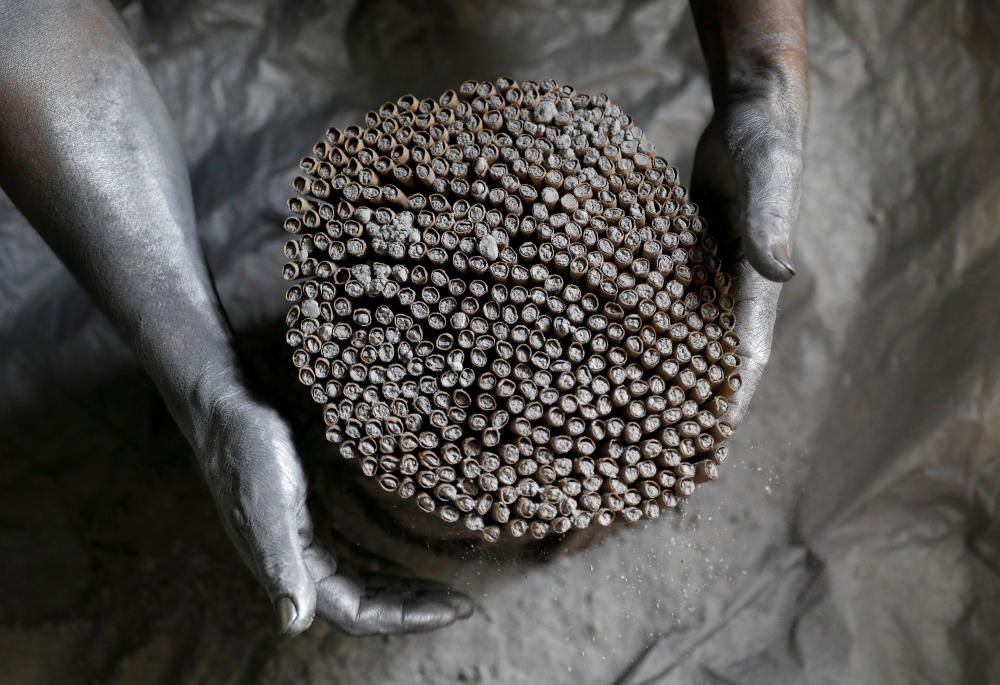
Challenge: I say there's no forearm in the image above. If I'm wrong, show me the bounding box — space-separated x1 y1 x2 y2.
0 0 240 448
690 0 808 117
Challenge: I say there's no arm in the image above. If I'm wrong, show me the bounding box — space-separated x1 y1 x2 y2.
0 0 470 636
689 0 809 425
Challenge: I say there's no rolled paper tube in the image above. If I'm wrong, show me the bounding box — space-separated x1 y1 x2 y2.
506 519 529 538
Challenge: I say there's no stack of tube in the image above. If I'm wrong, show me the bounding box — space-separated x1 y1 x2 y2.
282 78 740 542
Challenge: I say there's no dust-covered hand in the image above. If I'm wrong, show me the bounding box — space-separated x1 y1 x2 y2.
194 378 473 636
689 0 809 426
0 0 471 638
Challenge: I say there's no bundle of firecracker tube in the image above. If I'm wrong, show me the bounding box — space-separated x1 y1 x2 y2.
282 78 741 543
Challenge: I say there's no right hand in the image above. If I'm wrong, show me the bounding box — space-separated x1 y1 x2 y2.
196 379 474 636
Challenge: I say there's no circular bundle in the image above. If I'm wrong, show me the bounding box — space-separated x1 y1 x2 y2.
282 78 741 543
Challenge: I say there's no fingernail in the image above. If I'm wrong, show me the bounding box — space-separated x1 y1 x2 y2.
452 594 474 619
772 244 796 278
276 595 297 635
425 589 474 619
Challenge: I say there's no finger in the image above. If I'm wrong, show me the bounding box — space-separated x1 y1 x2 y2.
231 474 318 637
305 542 473 618
314 573 473 636
738 135 803 283
723 260 782 428
303 539 338 579
302 540 472 623
371 576 475 618
361 586 474 634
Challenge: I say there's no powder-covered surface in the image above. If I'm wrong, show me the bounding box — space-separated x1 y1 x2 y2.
0 1 998 683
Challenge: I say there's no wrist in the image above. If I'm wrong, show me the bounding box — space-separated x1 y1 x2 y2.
692 1 808 115
156 353 252 456
713 56 807 112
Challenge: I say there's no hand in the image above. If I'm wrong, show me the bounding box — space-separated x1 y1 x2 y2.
0 0 471 639
690 88 805 427
195 380 473 636
689 0 808 428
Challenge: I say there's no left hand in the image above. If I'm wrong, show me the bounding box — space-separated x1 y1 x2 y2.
686 0 809 430
689 53 808 429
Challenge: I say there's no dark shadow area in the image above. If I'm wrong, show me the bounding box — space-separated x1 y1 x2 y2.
0 359 277 681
